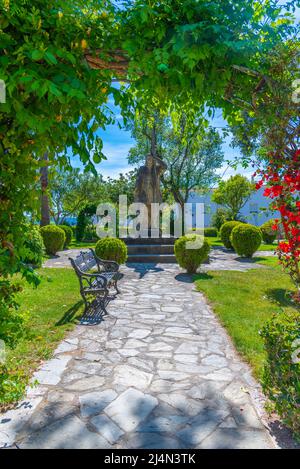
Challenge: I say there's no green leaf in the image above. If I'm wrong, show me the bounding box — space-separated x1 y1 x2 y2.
44 51 58 65
31 50 44 61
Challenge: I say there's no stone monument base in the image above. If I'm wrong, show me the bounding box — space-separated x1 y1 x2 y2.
123 237 177 263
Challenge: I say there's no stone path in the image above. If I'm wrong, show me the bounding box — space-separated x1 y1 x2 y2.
0 263 276 449
43 246 274 270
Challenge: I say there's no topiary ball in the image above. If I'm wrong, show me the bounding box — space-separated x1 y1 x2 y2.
59 225 73 248
95 237 127 264
260 219 278 244
174 234 210 274
204 227 218 237
40 225 66 255
220 221 242 249
230 223 262 257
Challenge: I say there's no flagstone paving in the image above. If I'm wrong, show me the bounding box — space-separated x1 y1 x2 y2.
43 246 274 271
0 263 276 449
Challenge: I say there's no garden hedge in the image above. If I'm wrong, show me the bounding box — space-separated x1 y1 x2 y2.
174 234 210 274
230 223 262 257
260 219 278 244
261 312 300 441
220 221 242 249
40 225 65 255
59 225 73 248
95 237 127 264
204 227 218 237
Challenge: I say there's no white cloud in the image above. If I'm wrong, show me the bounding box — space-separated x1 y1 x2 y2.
96 142 137 178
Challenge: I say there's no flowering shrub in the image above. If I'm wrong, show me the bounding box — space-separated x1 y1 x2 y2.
255 149 300 301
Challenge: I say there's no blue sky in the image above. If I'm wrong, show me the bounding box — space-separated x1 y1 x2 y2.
71 3 299 181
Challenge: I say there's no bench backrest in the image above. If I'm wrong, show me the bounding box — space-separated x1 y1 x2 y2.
71 250 97 273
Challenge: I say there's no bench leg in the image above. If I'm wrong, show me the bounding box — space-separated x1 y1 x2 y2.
101 289 109 315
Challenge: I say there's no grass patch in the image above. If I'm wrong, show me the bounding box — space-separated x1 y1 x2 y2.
194 258 297 378
1 268 83 409
208 237 278 252
69 240 96 249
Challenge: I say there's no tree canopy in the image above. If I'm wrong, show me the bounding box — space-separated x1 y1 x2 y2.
128 110 224 206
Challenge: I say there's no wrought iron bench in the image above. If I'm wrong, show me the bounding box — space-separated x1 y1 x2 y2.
69 249 121 315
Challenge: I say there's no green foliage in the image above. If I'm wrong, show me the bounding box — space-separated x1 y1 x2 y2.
261 312 300 440
211 208 231 231
59 225 73 248
260 219 278 244
95 237 127 264
40 225 65 255
21 224 45 267
174 235 210 274
204 227 218 237
230 223 262 258
220 221 242 249
212 175 255 220
76 204 97 242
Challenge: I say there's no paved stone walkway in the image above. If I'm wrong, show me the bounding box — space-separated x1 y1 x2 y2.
43 246 274 270
0 263 276 449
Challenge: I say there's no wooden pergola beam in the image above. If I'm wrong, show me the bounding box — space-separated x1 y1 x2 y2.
84 49 129 78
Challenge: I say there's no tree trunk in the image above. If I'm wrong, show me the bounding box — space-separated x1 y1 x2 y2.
40 152 50 226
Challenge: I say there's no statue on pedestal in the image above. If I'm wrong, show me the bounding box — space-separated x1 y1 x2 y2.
134 154 167 235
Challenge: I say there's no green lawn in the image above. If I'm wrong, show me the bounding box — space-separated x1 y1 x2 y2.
194 257 297 378
1 268 83 409
69 240 96 249
207 237 278 252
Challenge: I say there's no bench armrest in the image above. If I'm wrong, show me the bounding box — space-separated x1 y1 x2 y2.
80 272 108 289
90 249 120 272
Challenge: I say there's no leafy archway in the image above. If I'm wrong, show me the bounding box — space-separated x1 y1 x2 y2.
0 0 299 316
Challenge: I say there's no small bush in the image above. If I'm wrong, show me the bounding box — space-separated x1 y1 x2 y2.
260 219 278 244
261 312 300 440
220 221 242 249
230 223 262 257
174 235 210 274
95 237 127 264
40 225 65 255
211 208 231 231
204 227 218 237
59 225 73 248
22 224 45 267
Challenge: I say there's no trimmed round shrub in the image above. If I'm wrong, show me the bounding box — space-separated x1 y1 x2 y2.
261 312 300 440
204 227 218 237
174 234 211 274
59 225 73 248
230 223 262 257
260 219 278 244
220 221 242 249
95 237 127 264
40 225 65 255
22 224 45 267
